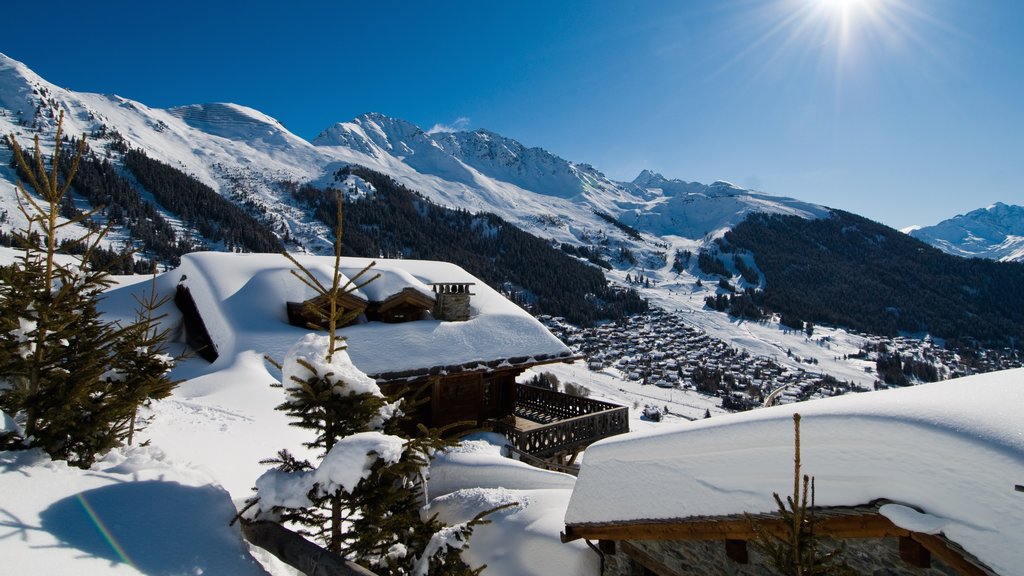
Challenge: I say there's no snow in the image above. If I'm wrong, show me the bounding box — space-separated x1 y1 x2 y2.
2 250 1020 576
254 431 407 509
879 503 947 535
2 51 1022 575
427 488 597 576
1 249 584 576
0 447 268 575
427 435 576 500
566 368 1024 575
281 333 382 396
162 251 572 377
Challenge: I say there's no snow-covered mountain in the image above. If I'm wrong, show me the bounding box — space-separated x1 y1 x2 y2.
620 171 829 239
0 52 829 263
908 203 1024 262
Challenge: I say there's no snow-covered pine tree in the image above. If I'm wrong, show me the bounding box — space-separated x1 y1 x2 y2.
248 192 484 575
0 113 178 467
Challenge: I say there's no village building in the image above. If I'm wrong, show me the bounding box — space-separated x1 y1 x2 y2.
562 371 1022 575
169 251 628 463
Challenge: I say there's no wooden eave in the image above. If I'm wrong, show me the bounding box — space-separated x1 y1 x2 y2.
562 509 906 543
370 352 583 386
562 502 996 576
375 287 435 314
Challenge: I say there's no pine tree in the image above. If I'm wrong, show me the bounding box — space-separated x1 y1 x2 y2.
249 192 484 574
0 113 179 467
748 414 851 575
106 270 179 445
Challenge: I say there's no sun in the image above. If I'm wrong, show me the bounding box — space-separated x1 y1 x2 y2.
798 0 899 66
819 0 875 7
817 0 885 25
718 0 934 88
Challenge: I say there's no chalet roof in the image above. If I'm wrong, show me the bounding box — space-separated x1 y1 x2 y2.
376 286 436 314
155 252 573 382
336 264 435 305
564 369 1024 575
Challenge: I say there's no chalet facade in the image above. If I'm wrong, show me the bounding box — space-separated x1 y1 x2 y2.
169 252 627 461
563 502 994 575
563 373 1024 575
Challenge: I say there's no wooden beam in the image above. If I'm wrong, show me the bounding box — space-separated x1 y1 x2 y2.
620 540 685 576
598 539 616 555
899 536 930 568
565 513 909 542
241 521 377 576
725 539 749 564
910 534 994 576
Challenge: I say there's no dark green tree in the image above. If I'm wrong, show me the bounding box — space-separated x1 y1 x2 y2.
106 271 180 445
0 113 179 467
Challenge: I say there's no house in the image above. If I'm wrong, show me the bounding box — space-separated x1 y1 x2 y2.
562 369 1024 575
165 252 627 459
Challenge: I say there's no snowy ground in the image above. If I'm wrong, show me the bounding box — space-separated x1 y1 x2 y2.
2 247 1018 575
0 256 593 576
1 349 596 575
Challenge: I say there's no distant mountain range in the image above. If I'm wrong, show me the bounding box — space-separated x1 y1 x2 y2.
0 52 825 258
907 203 1024 263
1 51 1022 347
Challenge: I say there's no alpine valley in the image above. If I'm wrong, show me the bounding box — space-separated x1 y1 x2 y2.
1 51 1022 395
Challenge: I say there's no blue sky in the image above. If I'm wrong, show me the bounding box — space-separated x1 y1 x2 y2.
5 0 1021 229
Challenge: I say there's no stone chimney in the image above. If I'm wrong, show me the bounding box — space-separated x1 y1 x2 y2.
431 283 474 322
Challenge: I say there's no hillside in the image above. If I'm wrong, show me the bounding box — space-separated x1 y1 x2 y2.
720 210 1024 347
2 51 1023 356
290 167 648 325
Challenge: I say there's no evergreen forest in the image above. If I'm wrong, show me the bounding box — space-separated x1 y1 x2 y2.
720 210 1024 347
123 149 282 255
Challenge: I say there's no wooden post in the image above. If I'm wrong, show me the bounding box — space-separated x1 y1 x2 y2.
899 536 931 568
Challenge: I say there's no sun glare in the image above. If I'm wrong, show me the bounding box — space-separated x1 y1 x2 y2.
716 0 943 96
770 0 921 71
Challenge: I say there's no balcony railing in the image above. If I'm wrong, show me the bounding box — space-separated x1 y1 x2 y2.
494 384 630 459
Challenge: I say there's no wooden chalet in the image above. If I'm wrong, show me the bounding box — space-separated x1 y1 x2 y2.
170 252 629 466
563 501 996 575
562 375 1023 575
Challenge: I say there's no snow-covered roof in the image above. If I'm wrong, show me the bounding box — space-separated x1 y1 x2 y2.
140 251 572 380
565 369 1024 575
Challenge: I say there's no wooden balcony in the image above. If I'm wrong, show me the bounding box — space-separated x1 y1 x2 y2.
493 384 630 463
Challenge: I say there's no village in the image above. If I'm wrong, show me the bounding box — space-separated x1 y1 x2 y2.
539 308 1024 413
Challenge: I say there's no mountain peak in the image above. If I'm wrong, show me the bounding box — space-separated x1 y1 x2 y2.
633 169 665 187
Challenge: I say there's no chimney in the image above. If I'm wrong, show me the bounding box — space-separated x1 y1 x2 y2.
431 283 474 322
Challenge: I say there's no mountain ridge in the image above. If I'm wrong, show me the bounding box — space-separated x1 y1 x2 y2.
909 202 1024 262
3 51 1022 351
0 51 827 260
